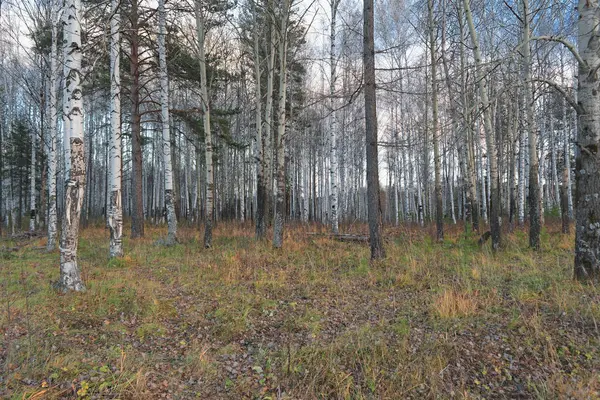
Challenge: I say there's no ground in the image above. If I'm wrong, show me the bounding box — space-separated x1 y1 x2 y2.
1 221 599 399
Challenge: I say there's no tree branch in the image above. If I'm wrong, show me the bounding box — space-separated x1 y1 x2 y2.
533 78 583 115
530 36 586 68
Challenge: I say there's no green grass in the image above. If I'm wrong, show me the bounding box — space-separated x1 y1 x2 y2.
0 222 599 399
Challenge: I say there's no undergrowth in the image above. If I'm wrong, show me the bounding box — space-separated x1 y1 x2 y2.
1 221 599 399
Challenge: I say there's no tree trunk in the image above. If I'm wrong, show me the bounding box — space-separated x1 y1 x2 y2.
363 0 384 259
254 4 267 239
329 0 340 234
195 3 214 248
59 0 85 292
273 0 290 248
29 112 36 232
107 0 123 258
574 0 600 280
263 6 276 230
521 0 541 249
457 5 479 233
464 0 500 249
129 0 144 239
561 167 570 234
428 0 443 241
47 0 59 250
159 0 177 245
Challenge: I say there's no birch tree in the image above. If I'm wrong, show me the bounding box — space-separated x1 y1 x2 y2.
253 1 267 239
128 0 144 239
108 0 123 258
520 0 541 250
463 0 501 250
46 0 59 250
273 0 291 248
428 0 443 241
159 0 177 245
58 0 85 292
29 114 36 232
329 0 340 235
573 0 600 280
195 1 214 248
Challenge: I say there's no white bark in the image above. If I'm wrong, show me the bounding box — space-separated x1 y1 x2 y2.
574 0 600 279
29 117 36 232
108 0 123 258
273 0 291 248
159 0 177 245
264 17 276 225
521 0 541 249
550 114 560 209
253 4 267 238
464 0 501 249
59 0 85 292
195 3 214 248
518 119 526 224
329 0 340 234
47 0 59 250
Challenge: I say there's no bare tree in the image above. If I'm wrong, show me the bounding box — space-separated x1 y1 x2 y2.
159 0 177 245
364 0 384 259
108 0 123 258
195 1 214 248
463 0 501 250
46 0 59 250
58 0 86 292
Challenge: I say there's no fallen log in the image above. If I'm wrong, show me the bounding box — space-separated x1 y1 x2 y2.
307 233 369 242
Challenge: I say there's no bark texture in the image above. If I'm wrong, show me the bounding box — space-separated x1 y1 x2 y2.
196 3 214 248
429 0 443 241
464 0 501 250
574 0 600 280
47 0 59 250
364 0 385 259
108 0 123 258
521 0 541 250
59 0 85 292
129 0 144 239
273 0 290 249
329 0 340 235
159 0 177 245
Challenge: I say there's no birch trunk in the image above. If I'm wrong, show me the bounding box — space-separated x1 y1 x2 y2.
29 119 36 232
254 5 267 239
458 6 478 232
464 0 501 249
521 0 541 249
562 93 571 232
263 6 276 230
159 0 177 244
428 0 443 241
195 3 214 248
574 0 600 280
59 0 85 292
108 0 123 257
551 114 560 210
129 0 144 238
518 115 526 225
329 0 340 234
508 97 518 231
47 0 59 250
273 0 291 248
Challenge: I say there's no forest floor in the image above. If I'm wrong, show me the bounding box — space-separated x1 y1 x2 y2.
1 221 599 399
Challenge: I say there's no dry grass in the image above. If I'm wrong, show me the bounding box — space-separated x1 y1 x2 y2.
1 220 599 399
433 288 479 318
